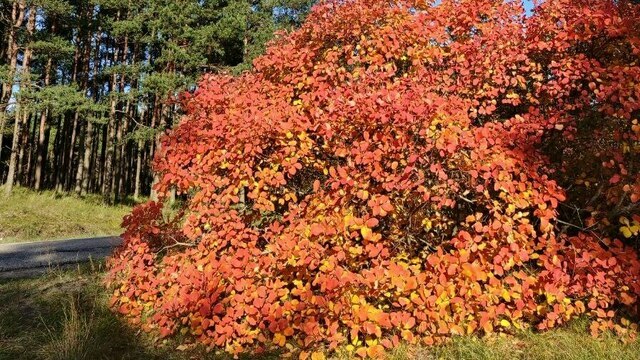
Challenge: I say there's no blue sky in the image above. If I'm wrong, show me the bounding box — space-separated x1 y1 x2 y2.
524 0 535 15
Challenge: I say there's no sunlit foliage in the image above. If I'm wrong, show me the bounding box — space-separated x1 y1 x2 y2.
107 0 640 358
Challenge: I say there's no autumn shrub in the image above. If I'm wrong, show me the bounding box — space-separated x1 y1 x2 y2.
106 0 640 358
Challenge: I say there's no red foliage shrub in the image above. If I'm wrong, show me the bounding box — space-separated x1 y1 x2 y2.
107 0 640 357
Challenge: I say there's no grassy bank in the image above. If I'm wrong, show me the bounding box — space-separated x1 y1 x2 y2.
0 187 132 243
0 266 638 360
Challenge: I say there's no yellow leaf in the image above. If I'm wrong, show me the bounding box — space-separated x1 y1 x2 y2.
344 214 354 228
349 246 363 255
365 338 378 346
500 319 511 328
361 226 373 240
422 219 433 231
545 293 556 303
620 226 633 238
501 289 511 302
310 352 325 360
274 333 286 346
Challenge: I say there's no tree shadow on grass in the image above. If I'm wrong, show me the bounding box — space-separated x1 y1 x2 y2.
0 267 155 360
0 265 278 360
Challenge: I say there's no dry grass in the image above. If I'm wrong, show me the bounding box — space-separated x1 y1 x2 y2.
39 296 95 360
0 187 132 243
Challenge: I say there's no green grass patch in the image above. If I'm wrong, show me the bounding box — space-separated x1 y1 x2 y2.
0 266 638 360
385 321 640 360
0 187 132 243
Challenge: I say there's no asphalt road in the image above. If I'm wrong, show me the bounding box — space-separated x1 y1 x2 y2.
0 236 122 278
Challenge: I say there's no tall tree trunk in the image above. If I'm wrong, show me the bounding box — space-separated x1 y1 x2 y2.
62 35 83 192
0 0 26 180
103 90 118 201
77 119 93 194
24 111 37 186
65 113 80 190
150 102 170 201
133 105 146 200
52 115 62 190
103 11 121 203
16 101 31 185
149 97 160 201
54 114 69 192
98 122 107 192
113 31 129 202
134 139 143 200
4 3 34 195
79 26 102 195
74 5 94 195
5 104 22 195
115 100 129 199
34 56 53 190
90 122 100 192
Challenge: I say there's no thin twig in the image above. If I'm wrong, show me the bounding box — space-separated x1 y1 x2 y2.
458 195 476 204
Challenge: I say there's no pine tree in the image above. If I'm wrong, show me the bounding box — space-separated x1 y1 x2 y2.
0 0 314 198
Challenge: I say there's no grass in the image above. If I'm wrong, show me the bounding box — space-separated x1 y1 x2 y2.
385 322 640 360
0 264 275 360
0 264 164 360
0 266 638 360
0 187 132 243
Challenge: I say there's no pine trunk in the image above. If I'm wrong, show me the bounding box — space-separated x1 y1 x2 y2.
0 1 25 181
103 11 121 203
4 3 34 195
34 56 53 190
